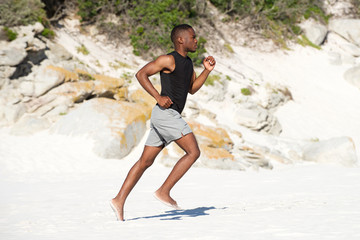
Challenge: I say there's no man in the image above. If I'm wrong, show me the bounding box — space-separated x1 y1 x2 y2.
110 24 216 221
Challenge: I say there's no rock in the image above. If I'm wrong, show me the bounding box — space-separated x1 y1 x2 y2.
344 65 360 89
93 74 125 97
33 65 66 97
0 47 27 66
18 80 35 96
33 22 44 34
329 19 360 46
328 52 342 65
46 65 79 82
0 66 16 79
188 121 233 150
32 96 73 123
0 77 7 89
234 103 282 135
302 137 358 166
114 87 129 101
160 121 237 170
10 115 51 135
129 85 160 106
129 85 161 116
51 98 150 159
46 41 73 62
26 37 47 51
3 103 26 124
235 105 267 129
301 20 328 45
47 81 95 103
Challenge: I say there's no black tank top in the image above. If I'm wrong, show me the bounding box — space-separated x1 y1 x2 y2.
159 51 194 114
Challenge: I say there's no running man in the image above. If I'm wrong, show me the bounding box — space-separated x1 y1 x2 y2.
110 24 216 221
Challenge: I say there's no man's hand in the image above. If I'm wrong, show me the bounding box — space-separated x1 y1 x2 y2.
157 95 173 109
203 56 216 71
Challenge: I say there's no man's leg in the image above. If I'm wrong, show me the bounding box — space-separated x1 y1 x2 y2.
111 145 164 221
155 133 200 207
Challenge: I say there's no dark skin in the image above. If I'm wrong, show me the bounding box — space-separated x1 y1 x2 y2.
111 27 216 221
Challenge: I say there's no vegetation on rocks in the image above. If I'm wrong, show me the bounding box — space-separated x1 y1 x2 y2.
0 0 46 27
210 0 330 47
77 0 206 63
0 0 358 59
3 27 18 41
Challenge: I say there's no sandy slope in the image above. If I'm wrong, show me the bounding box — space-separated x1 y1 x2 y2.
1 127 360 240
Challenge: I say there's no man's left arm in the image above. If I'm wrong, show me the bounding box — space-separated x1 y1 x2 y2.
189 56 216 95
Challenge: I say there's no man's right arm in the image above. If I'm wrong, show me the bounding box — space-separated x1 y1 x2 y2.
135 55 174 108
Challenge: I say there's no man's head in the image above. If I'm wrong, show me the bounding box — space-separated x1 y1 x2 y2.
171 24 197 52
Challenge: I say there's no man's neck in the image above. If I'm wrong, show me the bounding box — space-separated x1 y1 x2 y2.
174 47 188 58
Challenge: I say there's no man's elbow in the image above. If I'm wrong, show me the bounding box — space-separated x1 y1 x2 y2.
189 89 196 95
135 71 141 80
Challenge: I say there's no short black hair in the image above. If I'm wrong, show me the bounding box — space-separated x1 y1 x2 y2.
171 24 193 43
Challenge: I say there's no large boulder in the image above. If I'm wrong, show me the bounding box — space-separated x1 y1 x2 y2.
344 65 360 89
2 102 27 124
300 20 328 45
92 74 125 97
234 104 282 135
0 47 27 66
32 65 66 97
329 19 360 46
51 98 150 159
302 137 358 166
160 121 239 170
46 41 73 63
128 85 161 117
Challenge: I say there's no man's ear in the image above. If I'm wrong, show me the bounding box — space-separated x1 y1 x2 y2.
178 36 184 44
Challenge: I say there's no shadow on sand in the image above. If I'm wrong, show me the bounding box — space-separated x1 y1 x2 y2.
128 206 225 221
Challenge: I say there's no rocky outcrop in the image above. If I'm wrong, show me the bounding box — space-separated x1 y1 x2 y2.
1 17 358 170
329 19 360 47
236 135 358 168
51 98 150 159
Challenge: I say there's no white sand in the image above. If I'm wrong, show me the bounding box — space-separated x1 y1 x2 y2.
1 125 360 239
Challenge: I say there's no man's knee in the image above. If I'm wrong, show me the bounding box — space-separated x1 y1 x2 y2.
139 158 155 169
190 147 200 161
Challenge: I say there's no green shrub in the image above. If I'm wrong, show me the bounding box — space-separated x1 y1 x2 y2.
41 28 55 39
241 88 251 96
297 35 321 50
224 43 234 53
3 27 18 41
0 0 46 27
205 74 221 86
76 44 90 55
77 0 206 63
77 0 106 22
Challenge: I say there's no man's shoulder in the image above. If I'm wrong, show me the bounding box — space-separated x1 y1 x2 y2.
155 54 175 70
156 54 175 61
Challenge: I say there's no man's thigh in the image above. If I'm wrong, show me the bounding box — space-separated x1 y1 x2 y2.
174 132 199 154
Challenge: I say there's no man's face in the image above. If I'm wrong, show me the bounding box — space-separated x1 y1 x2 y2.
182 28 198 53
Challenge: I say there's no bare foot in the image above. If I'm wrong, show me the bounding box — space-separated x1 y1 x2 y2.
110 199 124 221
154 190 181 210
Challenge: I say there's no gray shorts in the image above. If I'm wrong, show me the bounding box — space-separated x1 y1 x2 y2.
145 105 192 147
